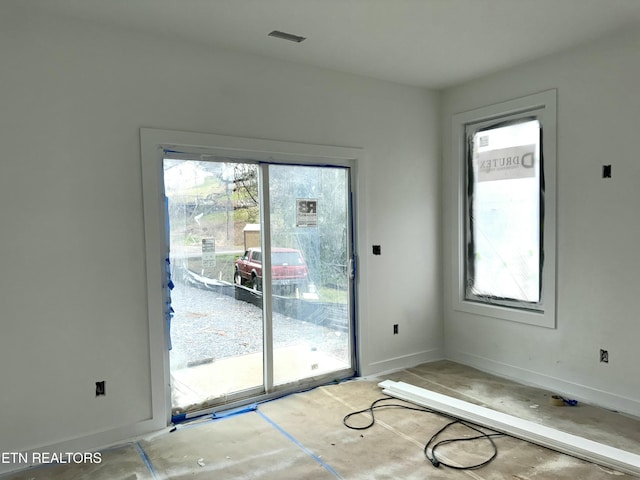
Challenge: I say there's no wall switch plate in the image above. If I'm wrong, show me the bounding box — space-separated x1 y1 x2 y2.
373 245 381 255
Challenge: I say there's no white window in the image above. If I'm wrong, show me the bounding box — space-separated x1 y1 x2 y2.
453 91 557 328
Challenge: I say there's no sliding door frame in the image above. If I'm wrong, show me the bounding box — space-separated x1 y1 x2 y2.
141 128 363 426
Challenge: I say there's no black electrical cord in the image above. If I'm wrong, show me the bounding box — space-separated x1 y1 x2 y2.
342 397 434 430
424 418 503 470
343 396 505 471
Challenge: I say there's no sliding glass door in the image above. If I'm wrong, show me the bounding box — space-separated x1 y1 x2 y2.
268 164 352 386
163 156 354 416
165 160 264 414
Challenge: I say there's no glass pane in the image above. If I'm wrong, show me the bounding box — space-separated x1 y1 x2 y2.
468 119 541 304
268 165 352 386
164 159 263 414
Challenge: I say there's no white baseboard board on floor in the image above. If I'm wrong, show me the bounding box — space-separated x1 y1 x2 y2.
379 379 640 477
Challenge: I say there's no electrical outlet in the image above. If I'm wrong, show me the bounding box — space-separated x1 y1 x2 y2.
602 165 612 178
96 381 106 396
393 324 399 335
600 349 609 363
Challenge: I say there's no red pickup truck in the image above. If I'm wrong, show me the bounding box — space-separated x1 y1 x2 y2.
234 247 308 293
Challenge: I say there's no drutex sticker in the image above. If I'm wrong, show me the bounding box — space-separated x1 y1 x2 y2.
474 144 536 182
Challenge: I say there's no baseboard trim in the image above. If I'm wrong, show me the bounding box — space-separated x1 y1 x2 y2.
0 418 165 476
362 348 444 377
449 351 640 418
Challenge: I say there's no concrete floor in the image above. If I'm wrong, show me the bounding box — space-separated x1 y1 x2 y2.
3 360 639 479
172 345 350 414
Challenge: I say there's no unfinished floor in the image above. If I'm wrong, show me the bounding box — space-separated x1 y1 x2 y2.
3 360 639 479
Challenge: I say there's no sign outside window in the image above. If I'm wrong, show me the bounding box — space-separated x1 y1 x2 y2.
202 238 216 268
296 199 318 227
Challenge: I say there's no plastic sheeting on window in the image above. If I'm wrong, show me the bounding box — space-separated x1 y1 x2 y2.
465 118 544 310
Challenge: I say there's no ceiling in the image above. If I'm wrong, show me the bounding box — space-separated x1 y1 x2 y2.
19 0 640 89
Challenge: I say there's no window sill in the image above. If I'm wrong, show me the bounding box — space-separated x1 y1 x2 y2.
454 298 556 329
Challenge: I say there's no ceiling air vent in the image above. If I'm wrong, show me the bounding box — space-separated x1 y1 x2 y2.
268 30 306 43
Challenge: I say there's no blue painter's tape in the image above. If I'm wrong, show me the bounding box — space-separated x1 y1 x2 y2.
134 442 161 480
163 196 174 351
212 403 258 420
172 403 258 426
256 409 343 479
171 412 187 424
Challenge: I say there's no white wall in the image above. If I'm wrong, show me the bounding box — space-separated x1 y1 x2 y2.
0 4 441 462
441 27 640 416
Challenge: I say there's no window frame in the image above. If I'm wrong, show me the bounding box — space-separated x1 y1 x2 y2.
140 128 363 426
452 90 557 328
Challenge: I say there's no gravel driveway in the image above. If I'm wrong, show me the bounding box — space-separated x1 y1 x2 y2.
169 281 350 370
